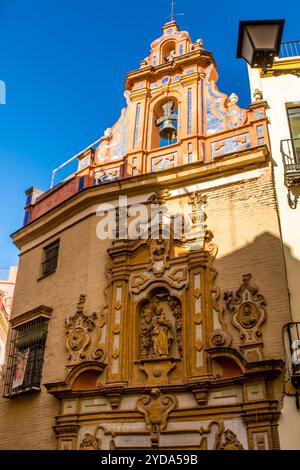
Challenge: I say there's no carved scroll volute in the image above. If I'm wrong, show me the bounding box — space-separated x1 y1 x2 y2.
224 274 267 362
65 295 97 364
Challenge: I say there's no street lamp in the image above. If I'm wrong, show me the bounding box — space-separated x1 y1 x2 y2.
236 19 285 69
237 19 300 77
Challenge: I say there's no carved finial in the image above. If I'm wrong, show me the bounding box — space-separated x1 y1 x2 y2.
100 128 112 142
253 88 263 102
77 294 86 314
188 192 207 210
228 93 238 105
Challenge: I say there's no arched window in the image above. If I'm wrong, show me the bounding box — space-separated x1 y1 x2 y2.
161 41 176 64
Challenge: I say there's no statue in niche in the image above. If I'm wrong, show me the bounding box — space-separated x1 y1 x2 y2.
151 306 173 357
139 289 182 359
167 296 183 357
165 49 176 63
140 303 153 358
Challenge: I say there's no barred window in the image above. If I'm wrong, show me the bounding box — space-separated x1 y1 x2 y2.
4 316 49 398
42 240 59 276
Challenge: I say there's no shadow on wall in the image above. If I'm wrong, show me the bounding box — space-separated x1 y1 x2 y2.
214 231 293 363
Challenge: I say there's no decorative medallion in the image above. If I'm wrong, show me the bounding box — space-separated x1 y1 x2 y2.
224 274 267 361
65 295 97 364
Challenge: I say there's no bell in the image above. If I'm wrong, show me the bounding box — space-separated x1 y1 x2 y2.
159 119 177 141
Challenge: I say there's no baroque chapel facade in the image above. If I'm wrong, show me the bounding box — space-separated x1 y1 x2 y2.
0 22 292 450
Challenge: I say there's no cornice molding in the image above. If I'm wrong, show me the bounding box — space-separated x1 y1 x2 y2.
12 146 269 250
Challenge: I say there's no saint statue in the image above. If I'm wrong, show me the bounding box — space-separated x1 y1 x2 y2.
151 307 173 357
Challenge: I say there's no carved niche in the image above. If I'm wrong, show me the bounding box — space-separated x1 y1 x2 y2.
137 388 177 445
224 274 267 361
65 295 97 364
139 288 182 360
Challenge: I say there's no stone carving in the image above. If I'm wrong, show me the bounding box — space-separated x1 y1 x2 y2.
149 236 170 276
253 89 263 102
220 429 244 450
140 303 153 358
210 268 232 348
188 192 207 214
167 296 183 357
203 229 218 260
148 189 171 205
137 388 177 437
224 274 267 361
65 295 97 364
152 307 173 357
139 289 182 359
92 265 110 362
199 421 244 450
228 93 238 105
188 192 207 251
80 433 101 450
131 267 187 294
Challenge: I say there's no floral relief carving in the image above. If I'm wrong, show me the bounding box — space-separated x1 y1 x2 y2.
65 295 97 364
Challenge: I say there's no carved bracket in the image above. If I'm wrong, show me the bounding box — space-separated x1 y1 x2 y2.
137 388 177 446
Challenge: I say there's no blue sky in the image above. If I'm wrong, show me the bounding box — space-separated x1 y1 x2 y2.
0 0 298 267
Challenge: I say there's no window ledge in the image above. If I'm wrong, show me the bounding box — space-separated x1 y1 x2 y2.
37 270 56 282
3 386 41 399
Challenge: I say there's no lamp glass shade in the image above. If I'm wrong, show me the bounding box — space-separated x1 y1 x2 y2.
247 24 279 50
241 29 253 64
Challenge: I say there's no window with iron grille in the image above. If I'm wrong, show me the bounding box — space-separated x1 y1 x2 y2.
4 316 49 397
42 240 59 276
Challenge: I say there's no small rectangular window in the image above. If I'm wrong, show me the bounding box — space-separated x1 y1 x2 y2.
42 240 60 276
4 316 49 397
78 176 85 192
23 210 30 227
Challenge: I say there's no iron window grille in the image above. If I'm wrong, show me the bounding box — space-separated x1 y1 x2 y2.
42 240 59 276
4 316 49 398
